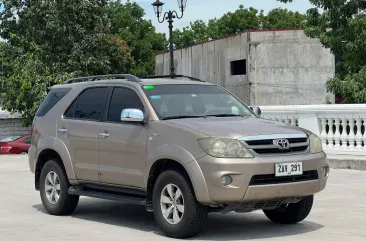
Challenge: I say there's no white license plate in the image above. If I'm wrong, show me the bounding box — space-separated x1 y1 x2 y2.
275 162 303 177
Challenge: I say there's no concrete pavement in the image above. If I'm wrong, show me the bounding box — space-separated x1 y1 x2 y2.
0 155 365 241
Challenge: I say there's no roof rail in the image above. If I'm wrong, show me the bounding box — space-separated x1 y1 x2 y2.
64 74 141 84
139 75 205 82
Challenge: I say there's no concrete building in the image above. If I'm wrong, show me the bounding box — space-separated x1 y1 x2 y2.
0 109 31 140
155 29 335 106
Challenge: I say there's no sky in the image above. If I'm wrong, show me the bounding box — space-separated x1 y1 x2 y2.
132 0 315 34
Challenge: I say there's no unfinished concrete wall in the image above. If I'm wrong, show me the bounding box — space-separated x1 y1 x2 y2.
0 119 31 140
155 29 335 106
248 30 335 106
0 110 30 139
155 33 251 104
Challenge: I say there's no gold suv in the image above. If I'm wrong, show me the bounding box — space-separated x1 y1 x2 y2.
29 74 329 239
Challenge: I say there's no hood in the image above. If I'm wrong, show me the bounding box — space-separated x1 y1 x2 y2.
166 117 305 139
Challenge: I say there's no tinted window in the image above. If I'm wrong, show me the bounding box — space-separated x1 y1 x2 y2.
24 137 31 144
36 88 71 117
64 100 77 118
107 87 144 123
73 87 108 121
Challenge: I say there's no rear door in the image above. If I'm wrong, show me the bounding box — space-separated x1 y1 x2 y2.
98 86 148 188
57 87 108 182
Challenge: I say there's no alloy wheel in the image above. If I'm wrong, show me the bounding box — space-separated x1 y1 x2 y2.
160 184 185 225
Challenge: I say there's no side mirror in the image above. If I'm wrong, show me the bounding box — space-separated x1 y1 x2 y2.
249 106 261 116
121 109 144 122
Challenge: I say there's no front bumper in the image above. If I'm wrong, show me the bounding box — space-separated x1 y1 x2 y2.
192 152 328 205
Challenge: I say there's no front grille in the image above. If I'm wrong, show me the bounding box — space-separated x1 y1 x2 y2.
254 145 308 154
242 136 309 155
249 170 318 186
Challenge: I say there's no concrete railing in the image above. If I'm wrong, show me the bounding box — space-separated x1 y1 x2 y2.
260 104 366 158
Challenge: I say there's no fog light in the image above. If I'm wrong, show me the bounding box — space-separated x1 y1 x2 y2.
221 175 233 186
323 166 329 178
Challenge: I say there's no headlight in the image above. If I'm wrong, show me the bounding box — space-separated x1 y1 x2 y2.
309 134 323 153
197 138 254 158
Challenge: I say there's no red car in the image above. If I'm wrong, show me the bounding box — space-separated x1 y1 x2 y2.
0 135 31 155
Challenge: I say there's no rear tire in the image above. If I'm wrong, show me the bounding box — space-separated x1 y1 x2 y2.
263 195 314 224
40 160 79 215
152 170 208 239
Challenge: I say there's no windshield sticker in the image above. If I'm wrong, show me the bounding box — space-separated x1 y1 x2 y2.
143 85 154 90
150 95 161 100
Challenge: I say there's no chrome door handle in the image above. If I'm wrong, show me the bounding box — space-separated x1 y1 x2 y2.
58 128 68 133
99 132 110 138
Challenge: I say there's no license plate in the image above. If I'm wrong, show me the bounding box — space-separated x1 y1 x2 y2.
275 162 303 177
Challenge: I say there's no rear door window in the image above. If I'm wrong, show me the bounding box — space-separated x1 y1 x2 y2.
65 87 108 121
36 88 71 117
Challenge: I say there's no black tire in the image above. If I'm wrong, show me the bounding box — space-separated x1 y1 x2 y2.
152 170 208 239
263 195 314 224
39 160 79 215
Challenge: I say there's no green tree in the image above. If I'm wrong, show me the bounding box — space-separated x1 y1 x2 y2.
210 5 261 39
261 8 306 29
173 5 305 49
173 20 210 49
107 1 168 76
0 0 135 124
279 0 366 103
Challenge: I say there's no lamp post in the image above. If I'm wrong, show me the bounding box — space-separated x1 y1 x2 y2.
152 0 187 78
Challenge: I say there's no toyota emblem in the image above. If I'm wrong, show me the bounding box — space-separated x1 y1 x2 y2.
274 139 290 149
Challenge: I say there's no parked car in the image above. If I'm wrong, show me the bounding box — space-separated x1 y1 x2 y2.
0 135 31 155
28 74 329 239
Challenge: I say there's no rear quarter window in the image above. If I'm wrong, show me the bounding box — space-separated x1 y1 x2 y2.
36 88 71 117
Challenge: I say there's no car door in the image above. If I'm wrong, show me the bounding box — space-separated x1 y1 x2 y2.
98 86 148 189
57 87 108 182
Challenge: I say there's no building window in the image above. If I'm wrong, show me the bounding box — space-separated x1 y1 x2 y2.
230 59 246 75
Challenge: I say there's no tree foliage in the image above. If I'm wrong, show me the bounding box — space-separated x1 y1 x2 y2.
107 1 167 76
173 5 305 49
279 0 366 103
0 0 167 125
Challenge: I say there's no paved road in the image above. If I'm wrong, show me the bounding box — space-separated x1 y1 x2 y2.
0 155 365 241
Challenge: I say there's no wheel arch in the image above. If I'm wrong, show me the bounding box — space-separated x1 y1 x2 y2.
146 159 193 210
35 149 68 191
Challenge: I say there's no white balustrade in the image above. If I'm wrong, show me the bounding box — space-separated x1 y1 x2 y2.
260 104 366 157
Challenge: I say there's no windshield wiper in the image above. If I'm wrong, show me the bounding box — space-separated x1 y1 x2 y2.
162 115 205 120
204 114 245 117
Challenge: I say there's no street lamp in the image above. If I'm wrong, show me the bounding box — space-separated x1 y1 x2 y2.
152 0 187 78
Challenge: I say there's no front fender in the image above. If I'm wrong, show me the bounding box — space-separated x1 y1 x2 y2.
145 144 213 205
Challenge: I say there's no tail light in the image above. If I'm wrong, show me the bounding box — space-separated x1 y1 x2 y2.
0 143 12 152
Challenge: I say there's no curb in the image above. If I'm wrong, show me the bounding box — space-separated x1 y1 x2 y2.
327 158 366 171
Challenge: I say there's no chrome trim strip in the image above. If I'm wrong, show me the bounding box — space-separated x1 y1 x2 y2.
243 142 309 149
290 142 309 148
238 133 307 141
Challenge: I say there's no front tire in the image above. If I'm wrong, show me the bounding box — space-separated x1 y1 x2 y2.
263 195 314 224
152 170 208 239
39 160 79 215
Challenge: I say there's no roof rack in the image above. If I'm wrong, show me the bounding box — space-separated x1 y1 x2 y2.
139 75 205 82
64 74 141 84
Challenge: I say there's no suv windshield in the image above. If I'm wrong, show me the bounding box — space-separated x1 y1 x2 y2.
142 84 253 120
